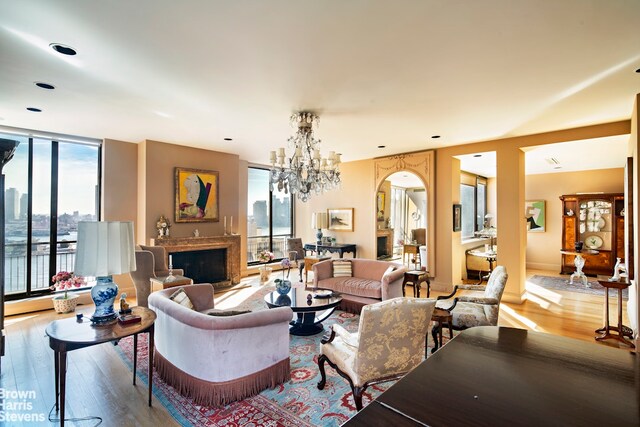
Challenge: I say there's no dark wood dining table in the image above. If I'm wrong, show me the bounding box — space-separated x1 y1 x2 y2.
344 326 639 427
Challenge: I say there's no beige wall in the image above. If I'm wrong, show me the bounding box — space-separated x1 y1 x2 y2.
436 120 631 303
138 140 242 244
102 138 139 293
295 159 376 259
525 168 624 271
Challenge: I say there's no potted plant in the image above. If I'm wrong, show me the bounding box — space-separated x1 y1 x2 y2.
257 250 274 283
51 271 85 313
274 258 292 295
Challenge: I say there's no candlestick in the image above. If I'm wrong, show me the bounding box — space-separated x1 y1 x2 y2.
230 216 233 234
224 216 227 235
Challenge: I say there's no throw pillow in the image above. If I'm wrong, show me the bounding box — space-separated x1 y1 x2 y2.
206 309 252 317
333 260 352 277
169 287 194 310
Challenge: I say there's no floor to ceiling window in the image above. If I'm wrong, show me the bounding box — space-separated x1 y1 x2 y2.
2 130 101 300
246 166 293 264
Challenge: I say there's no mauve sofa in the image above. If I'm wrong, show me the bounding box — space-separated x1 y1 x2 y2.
148 283 293 406
312 258 406 313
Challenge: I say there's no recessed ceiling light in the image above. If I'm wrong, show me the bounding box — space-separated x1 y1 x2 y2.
50 43 77 56
377 145 386 148
554 166 562 170
431 135 441 139
26 107 42 112
224 138 233 141
636 68 640 73
35 82 55 90
473 154 482 158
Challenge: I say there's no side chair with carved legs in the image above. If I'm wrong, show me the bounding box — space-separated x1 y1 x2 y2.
317 297 436 411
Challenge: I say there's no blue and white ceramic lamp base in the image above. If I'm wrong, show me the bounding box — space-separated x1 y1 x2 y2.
90 276 119 324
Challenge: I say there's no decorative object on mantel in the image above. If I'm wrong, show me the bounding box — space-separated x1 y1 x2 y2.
50 271 85 313
175 167 219 223
223 215 234 235
75 221 136 324
156 215 171 238
268 112 341 202
193 229 199 237
274 258 292 295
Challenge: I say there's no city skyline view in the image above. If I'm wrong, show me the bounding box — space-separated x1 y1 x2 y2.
2 136 100 216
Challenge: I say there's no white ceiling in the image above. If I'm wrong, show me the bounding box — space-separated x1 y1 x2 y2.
1 1 639 167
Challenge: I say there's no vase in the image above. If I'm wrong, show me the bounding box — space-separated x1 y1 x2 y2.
259 266 272 283
52 294 79 314
275 279 292 295
90 276 119 323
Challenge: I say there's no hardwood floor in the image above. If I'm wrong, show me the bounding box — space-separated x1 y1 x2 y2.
0 269 635 426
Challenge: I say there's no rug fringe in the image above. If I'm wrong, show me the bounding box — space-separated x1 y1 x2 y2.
154 350 290 407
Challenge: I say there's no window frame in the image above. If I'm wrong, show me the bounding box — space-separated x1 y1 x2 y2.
247 166 295 265
2 130 101 301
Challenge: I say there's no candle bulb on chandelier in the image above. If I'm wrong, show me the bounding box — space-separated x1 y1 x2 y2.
269 151 276 164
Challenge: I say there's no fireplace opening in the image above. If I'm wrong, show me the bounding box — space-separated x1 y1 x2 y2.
172 248 227 286
377 236 388 259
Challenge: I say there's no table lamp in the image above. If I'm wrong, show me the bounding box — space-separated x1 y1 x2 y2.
74 221 136 324
312 212 328 245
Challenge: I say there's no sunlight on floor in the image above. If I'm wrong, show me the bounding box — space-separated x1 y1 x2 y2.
5 313 39 326
525 281 564 306
500 304 546 332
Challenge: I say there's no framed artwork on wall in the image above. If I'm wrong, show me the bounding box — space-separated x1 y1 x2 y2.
525 200 546 232
377 191 385 222
453 204 462 232
175 167 219 223
328 208 354 231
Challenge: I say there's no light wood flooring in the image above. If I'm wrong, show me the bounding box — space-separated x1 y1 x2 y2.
0 269 635 426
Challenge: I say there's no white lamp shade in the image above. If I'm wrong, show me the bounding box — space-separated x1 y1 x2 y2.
74 221 136 276
312 212 328 229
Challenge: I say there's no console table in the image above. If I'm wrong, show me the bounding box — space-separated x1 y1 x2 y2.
304 243 356 258
345 326 639 426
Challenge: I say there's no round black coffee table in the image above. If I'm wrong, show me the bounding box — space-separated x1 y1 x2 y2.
264 287 342 336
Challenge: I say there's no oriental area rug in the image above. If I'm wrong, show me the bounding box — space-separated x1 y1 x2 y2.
528 275 629 298
114 286 449 427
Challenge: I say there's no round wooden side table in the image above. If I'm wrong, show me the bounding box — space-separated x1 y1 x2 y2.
402 270 431 298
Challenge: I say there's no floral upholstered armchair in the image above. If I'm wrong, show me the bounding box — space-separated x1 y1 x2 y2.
317 297 436 410
436 265 508 330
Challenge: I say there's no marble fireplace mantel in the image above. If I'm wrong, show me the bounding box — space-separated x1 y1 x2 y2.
150 235 241 286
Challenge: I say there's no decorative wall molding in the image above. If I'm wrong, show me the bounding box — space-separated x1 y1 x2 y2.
374 150 435 275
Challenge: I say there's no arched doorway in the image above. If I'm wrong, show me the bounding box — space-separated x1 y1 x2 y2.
374 151 435 273
376 171 426 268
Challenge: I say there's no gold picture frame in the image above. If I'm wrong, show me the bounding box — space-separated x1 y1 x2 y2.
377 191 385 222
175 167 219 222
328 208 354 231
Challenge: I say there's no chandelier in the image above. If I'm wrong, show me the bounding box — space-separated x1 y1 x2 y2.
269 112 341 202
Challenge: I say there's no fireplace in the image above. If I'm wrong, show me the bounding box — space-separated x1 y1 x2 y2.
172 248 227 286
151 235 241 290
376 228 394 259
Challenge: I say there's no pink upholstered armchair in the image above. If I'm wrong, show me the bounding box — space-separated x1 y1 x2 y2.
148 284 293 406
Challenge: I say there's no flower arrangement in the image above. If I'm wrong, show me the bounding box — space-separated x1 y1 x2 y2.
51 271 85 299
274 258 292 295
276 258 291 282
257 250 274 264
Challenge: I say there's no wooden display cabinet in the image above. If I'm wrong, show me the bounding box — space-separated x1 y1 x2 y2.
560 193 624 276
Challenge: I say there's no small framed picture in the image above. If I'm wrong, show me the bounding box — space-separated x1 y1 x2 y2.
327 208 354 231
453 204 462 232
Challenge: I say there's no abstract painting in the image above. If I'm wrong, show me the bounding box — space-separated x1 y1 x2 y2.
525 200 545 232
175 167 219 222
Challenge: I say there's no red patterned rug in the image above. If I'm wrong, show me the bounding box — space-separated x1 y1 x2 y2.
115 303 451 426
